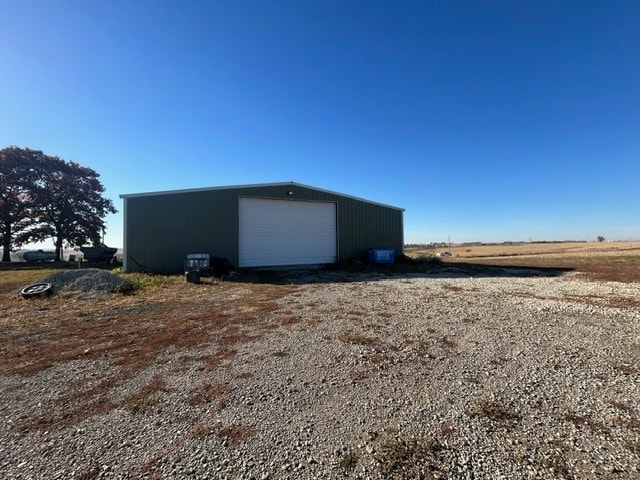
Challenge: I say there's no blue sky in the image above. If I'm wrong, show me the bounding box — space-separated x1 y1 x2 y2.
2 0 638 247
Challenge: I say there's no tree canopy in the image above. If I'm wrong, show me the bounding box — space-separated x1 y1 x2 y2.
0 147 43 262
0 146 116 262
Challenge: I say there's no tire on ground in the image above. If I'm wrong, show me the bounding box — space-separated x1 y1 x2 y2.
21 283 53 298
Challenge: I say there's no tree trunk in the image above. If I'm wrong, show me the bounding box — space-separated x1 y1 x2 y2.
2 224 11 262
55 236 63 262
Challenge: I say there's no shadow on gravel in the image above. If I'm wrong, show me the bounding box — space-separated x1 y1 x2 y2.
2 258 571 286
227 259 573 286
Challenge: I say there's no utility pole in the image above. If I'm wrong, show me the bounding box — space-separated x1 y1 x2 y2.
448 235 451 254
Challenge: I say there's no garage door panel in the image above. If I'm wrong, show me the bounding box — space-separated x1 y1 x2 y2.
239 198 337 267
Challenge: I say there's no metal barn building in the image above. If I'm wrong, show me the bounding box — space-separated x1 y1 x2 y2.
120 182 404 273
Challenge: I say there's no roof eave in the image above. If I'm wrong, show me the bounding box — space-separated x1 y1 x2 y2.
120 181 404 211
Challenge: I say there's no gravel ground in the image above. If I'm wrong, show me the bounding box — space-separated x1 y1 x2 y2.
1 270 639 479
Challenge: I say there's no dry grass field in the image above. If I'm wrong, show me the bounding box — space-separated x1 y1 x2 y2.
406 241 640 283
0 271 292 378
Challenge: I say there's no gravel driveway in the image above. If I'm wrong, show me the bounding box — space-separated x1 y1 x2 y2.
1 269 639 479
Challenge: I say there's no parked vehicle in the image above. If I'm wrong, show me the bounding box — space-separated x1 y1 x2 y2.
80 245 118 263
22 250 56 263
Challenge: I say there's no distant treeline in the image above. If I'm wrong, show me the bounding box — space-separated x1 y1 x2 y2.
405 240 590 248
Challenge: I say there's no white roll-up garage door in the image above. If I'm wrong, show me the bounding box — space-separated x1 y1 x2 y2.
239 197 337 267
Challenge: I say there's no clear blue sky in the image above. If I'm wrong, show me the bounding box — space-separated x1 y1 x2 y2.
2 0 639 247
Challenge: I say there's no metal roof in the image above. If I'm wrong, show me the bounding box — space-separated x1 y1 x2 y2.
120 181 404 211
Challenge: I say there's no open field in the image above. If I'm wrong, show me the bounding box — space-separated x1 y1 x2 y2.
406 241 640 283
0 259 639 479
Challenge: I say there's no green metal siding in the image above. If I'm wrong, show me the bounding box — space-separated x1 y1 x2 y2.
123 184 403 273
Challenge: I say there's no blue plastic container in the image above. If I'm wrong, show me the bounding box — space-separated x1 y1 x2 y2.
369 249 395 264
